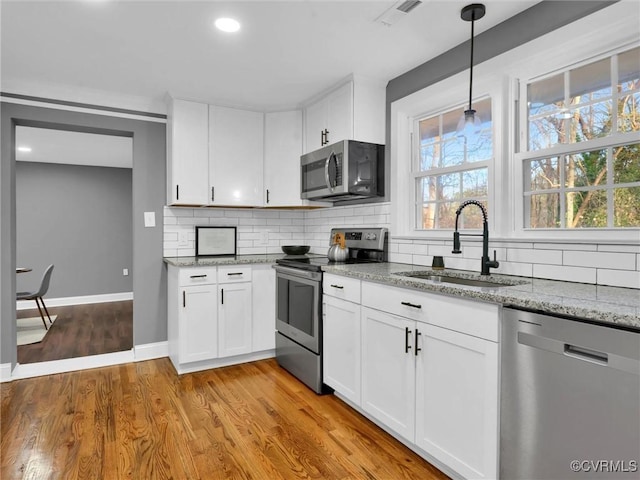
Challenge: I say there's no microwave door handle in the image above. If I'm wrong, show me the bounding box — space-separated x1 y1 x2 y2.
324 153 335 191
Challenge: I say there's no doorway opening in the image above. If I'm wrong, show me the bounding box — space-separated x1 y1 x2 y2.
15 125 134 364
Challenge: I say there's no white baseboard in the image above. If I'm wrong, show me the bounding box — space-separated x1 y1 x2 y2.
17 292 133 310
171 349 275 375
4 340 170 381
10 349 135 380
134 341 169 361
0 363 12 383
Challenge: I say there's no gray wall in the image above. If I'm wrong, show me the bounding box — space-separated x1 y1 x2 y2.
1 102 166 366
16 161 133 298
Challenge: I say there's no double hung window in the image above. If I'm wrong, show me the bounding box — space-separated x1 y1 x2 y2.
414 98 493 230
520 46 640 229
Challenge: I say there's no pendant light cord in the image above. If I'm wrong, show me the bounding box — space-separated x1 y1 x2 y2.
468 12 475 112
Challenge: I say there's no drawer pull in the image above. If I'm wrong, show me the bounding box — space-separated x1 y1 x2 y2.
190 274 207 279
405 327 412 353
401 301 422 309
330 284 344 289
227 272 243 276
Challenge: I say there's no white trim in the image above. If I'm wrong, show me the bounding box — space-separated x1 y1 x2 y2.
5 341 171 381
171 350 275 375
134 341 169 361
0 95 167 124
0 363 12 383
10 349 135 380
17 291 133 310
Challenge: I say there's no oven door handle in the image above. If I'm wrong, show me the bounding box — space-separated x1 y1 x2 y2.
274 266 322 283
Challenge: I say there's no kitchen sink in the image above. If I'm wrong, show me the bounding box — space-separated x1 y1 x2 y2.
396 271 526 288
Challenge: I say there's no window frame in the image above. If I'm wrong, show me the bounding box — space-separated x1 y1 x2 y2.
514 44 640 240
411 97 492 231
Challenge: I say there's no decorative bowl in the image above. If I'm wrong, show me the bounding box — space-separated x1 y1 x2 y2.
281 245 310 255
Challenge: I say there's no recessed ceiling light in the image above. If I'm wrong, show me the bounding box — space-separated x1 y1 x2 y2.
214 17 241 33
17 146 32 153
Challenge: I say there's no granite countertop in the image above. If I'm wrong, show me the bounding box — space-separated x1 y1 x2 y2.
322 262 640 330
163 253 326 267
164 254 287 267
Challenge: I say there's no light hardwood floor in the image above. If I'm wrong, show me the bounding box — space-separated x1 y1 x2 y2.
1 358 450 480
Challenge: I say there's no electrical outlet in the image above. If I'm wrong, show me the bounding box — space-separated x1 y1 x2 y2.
178 231 189 247
258 231 269 246
123 268 129 276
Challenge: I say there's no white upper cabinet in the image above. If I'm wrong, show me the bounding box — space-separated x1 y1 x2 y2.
263 110 304 207
209 105 264 207
167 98 210 205
303 76 386 154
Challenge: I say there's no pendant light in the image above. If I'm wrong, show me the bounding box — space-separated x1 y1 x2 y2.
456 3 486 138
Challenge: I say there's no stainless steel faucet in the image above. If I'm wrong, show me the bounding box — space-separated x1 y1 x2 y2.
452 199 499 275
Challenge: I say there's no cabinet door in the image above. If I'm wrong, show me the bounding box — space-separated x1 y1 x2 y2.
361 307 416 442
168 99 209 205
415 324 499 480
179 284 218 363
304 98 327 153
209 105 264 206
251 265 276 352
218 282 253 357
323 296 361 405
325 81 353 145
264 110 304 206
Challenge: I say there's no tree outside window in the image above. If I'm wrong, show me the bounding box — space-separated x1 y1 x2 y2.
524 46 640 229
415 98 492 230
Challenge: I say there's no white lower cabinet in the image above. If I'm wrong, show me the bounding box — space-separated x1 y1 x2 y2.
167 264 276 374
218 282 252 357
324 278 500 480
361 306 416 441
323 295 362 405
179 284 218 364
415 324 499 480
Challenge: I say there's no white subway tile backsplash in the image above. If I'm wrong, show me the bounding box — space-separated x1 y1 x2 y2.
534 242 596 252
388 252 413 264
597 269 640 289
533 264 597 284
162 202 638 288
508 248 562 265
563 250 636 270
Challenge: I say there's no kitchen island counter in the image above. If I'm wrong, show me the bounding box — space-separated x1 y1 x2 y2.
322 262 640 330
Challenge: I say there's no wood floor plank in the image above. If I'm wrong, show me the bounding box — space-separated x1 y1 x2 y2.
1 358 450 480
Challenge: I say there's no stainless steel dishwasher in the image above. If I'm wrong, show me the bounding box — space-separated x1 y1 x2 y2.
501 308 640 480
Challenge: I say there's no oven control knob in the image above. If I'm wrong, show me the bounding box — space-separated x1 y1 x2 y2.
365 233 377 240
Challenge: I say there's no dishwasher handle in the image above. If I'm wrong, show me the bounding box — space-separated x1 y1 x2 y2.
564 344 608 365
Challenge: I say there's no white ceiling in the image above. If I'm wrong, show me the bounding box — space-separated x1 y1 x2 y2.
1 0 540 113
15 126 133 168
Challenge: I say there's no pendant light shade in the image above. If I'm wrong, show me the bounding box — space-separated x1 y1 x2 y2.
456 3 486 138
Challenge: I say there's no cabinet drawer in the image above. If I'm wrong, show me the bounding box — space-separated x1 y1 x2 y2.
361 281 499 342
218 266 252 283
323 273 361 304
178 267 217 286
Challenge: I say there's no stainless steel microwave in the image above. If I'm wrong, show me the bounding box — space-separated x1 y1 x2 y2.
300 140 384 201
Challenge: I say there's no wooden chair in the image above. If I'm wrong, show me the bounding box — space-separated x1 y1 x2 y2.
17 264 55 330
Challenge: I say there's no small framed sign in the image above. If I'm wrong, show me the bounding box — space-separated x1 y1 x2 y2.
195 226 237 257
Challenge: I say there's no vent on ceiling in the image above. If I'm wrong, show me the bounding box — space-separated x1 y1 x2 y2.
376 0 423 26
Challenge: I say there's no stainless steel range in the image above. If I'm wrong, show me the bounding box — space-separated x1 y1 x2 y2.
274 227 387 393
